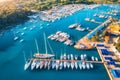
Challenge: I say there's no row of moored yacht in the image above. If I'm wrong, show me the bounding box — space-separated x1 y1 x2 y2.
24 54 99 70
24 59 94 71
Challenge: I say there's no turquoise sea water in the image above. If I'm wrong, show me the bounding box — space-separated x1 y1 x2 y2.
0 4 120 80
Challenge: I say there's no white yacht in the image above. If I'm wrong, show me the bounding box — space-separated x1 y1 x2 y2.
44 61 48 69
23 27 27 30
75 55 78 60
14 36 19 41
68 23 79 29
67 62 70 69
24 60 31 70
75 62 78 69
75 25 85 31
31 60 36 70
21 32 25 36
78 62 82 70
70 54 74 60
67 55 70 60
81 54 84 60
63 53 67 60
71 62 74 69
95 57 98 61
59 62 63 70
91 56 94 61
52 61 56 69
93 14 97 17
85 18 90 21
91 19 95 22
90 63 93 68
36 60 40 69
84 54 87 58
86 63 90 69
30 27 33 31
20 39 24 43
40 61 44 69
47 61 51 70
82 62 85 69
56 61 59 70
64 61 67 69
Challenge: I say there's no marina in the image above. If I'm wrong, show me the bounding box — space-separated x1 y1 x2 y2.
0 4 120 80
24 52 101 70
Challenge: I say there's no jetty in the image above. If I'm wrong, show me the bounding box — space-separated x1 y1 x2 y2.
97 44 120 80
29 58 103 64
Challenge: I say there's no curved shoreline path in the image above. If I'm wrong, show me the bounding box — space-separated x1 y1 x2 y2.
74 18 112 50
39 4 100 22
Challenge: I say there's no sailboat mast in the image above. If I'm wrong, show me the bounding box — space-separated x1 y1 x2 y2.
35 39 39 53
47 39 54 55
44 33 48 54
23 51 26 63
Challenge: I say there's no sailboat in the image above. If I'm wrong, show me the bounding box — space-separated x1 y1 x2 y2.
13 31 19 41
91 56 94 61
20 39 24 43
63 53 66 60
71 62 74 70
81 54 84 60
36 60 40 69
44 60 48 69
55 60 59 70
75 55 78 60
64 61 67 69
40 61 44 69
95 57 98 61
90 63 93 68
78 62 82 70
67 62 70 69
33 33 55 58
31 59 36 70
59 51 63 70
52 61 56 69
67 55 70 60
47 61 51 70
86 63 90 69
82 62 85 69
75 62 78 69
70 54 74 60
24 52 31 70
59 61 63 70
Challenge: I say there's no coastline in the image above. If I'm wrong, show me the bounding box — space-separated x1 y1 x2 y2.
39 4 100 22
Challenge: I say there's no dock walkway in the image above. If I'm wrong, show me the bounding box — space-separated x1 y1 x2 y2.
30 58 103 64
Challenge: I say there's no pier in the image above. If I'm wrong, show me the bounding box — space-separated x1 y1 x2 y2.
29 58 103 64
97 47 113 80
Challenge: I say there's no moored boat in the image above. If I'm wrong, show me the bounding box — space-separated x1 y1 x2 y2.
31 60 36 70
71 62 74 69
24 60 31 70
